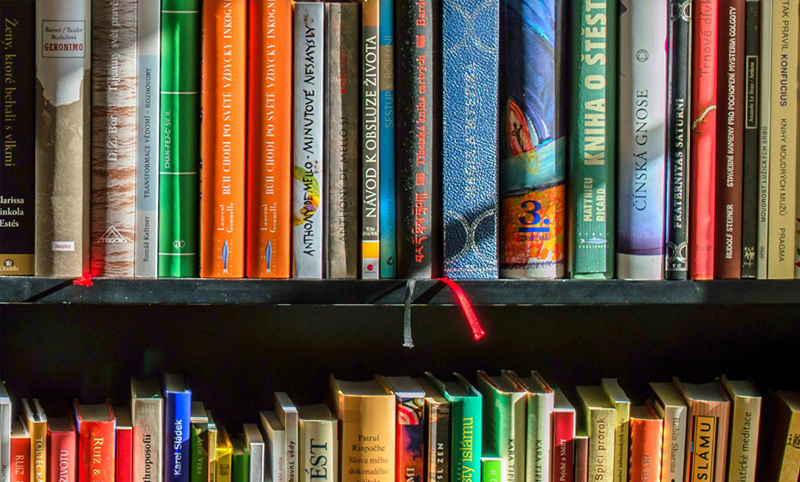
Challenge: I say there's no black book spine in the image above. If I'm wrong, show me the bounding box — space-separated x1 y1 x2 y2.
741 0 760 278
0 1 35 276
394 0 442 279
665 0 692 280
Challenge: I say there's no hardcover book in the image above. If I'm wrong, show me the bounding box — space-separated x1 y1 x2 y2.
35 0 92 277
576 386 615 482
379 377 424 482
715 0 746 279
0 0 35 276
74 402 116 482
502 371 554 482
442 0 500 279
690 0 719 280
649 382 687 482
551 389 575 482
757 391 800 482
628 405 663 482
158 0 201 278
246 0 292 279
499 0 567 279
201 0 247 278
475 372 524 482
47 419 76 482
242 424 264 482
135 0 160 278
665 0 692 280
10 418 29 482
573 420 588 482
22 399 46 482
164 374 192 482
216 428 233 482
413 378 450 482
568 0 618 279
601 379 630 482
481 456 501 482
674 379 731 482
91 0 137 278
190 402 208 482
361 0 380 279
296 405 336 482
0 384 9 482
329 377 395 482
379 0 396 278
293 2 325 279
324 2 360 279
115 408 133 482
131 379 164 482
757 0 772 279
274 393 298 482
232 439 249 482
617 0 667 280
206 413 219 482
260 411 285 482
394 0 442 279
741 0 760 278
720 377 761 482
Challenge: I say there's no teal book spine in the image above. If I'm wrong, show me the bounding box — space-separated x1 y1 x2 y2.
159 0 201 277
379 0 396 278
454 375 483 482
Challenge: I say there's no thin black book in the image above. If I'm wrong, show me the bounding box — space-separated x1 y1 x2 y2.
741 0 760 278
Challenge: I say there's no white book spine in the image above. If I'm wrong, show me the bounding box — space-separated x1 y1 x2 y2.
132 397 164 482
757 0 771 279
0 398 10 482
292 3 325 278
263 418 285 482
616 0 668 280
526 393 554 482
135 0 161 278
508 393 526 482
244 428 265 482
657 404 686 482
298 420 336 482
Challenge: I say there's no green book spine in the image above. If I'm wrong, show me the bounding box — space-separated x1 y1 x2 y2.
481 457 501 482
476 375 525 482
159 0 201 277
569 0 618 278
233 441 249 482
191 423 208 482
453 375 483 482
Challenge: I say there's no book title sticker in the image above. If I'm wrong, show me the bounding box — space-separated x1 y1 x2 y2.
42 21 86 58
52 241 75 252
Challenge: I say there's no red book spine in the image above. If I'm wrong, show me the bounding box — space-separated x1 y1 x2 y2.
690 0 720 279
48 431 76 482
11 437 29 482
78 422 115 482
396 400 424 482
115 427 133 482
551 411 574 482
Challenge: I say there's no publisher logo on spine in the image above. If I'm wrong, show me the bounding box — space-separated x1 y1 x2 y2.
42 21 86 58
97 226 130 245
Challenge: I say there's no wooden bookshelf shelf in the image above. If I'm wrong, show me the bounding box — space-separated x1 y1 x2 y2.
0 277 796 306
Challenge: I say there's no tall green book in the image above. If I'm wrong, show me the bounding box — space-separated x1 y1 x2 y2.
159 0 201 277
232 437 250 482
569 0 618 279
191 402 209 482
476 371 525 482
426 372 483 482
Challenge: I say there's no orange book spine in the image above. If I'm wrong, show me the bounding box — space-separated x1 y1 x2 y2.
246 0 292 278
201 0 247 278
629 410 663 482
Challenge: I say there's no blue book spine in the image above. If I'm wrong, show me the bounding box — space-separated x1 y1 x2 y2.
442 0 500 279
379 0 396 278
165 390 192 482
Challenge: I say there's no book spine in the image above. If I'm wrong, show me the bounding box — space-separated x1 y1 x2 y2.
629 418 662 482
28 421 45 482
216 439 232 482
451 397 482 482
574 436 588 482
339 396 395 482
135 0 160 278
499 0 566 280
658 406 686 482
116 428 133 482
191 424 207 482
166 393 191 482
324 2 360 279
688 415 718 482
35 0 92 277
379 0 396 278
0 403 8 482
132 399 164 482
756 0 771 279
245 0 292 278
282 416 297 482
526 395 553 482
426 402 449 482
689 0 719 280
481 458 501 482
265 428 283 482
569 0 618 279
442 0 500 280
298 421 335 482
394 0 442 279
200 0 246 278
617 0 668 280
715 0 746 279
158 0 201 278
551 412 574 482
78 421 115 482
396 397 424 482
91 0 138 278
586 409 614 482
0 0 35 276
361 0 380 279
11 436 29 482
233 448 248 482
768 0 799 279
293 2 325 279
741 0 760 278
207 424 218 482
725 396 760 482
48 432 76 482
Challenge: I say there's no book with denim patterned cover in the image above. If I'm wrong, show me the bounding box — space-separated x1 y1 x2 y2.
442 0 500 279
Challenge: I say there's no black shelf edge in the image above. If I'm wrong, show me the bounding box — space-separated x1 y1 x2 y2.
0 278 797 306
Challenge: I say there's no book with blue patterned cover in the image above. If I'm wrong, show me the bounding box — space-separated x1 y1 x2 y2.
442 0 500 279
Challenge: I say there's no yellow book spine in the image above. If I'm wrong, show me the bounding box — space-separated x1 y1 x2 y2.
612 403 629 482
208 425 218 482
339 396 395 482
768 0 799 278
779 411 800 482
27 420 45 482
586 408 615 482
216 428 233 482
725 397 760 482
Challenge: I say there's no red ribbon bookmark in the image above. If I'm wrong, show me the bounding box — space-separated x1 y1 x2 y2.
73 273 93 287
436 278 485 341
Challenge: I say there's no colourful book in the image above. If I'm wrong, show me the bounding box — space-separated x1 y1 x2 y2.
159 0 201 278
164 374 192 482
502 371 554 482
131 379 164 482
757 391 800 482
413 378 450 482
379 0 396 278
499 0 567 279
0 0 35 276
74 402 116 482
91 0 137 277
135 0 161 278
475 372 524 482
296 405 336 482
649 382 687 482
22 399 45 482
551 389 575 482
330 377 395 482
379 377 425 482
115 408 133 482
361 0 380 279
719 377 761 482
293 2 325 279
34 0 92 277
274 393 298 482
442 0 500 279
47 418 76 482
601 379 629 482
576 386 615 482
757 0 772 279
246 0 292 279
689 0 719 280
260 411 285 482
232 438 249 482
11 418 30 482
201 0 247 278
674 379 731 482
426 373 482 482
617 0 668 280
481 456 501 482
741 0 761 278
190 402 208 482
568 0 618 279
242 425 264 482
216 428 233 482
628 405 663 482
